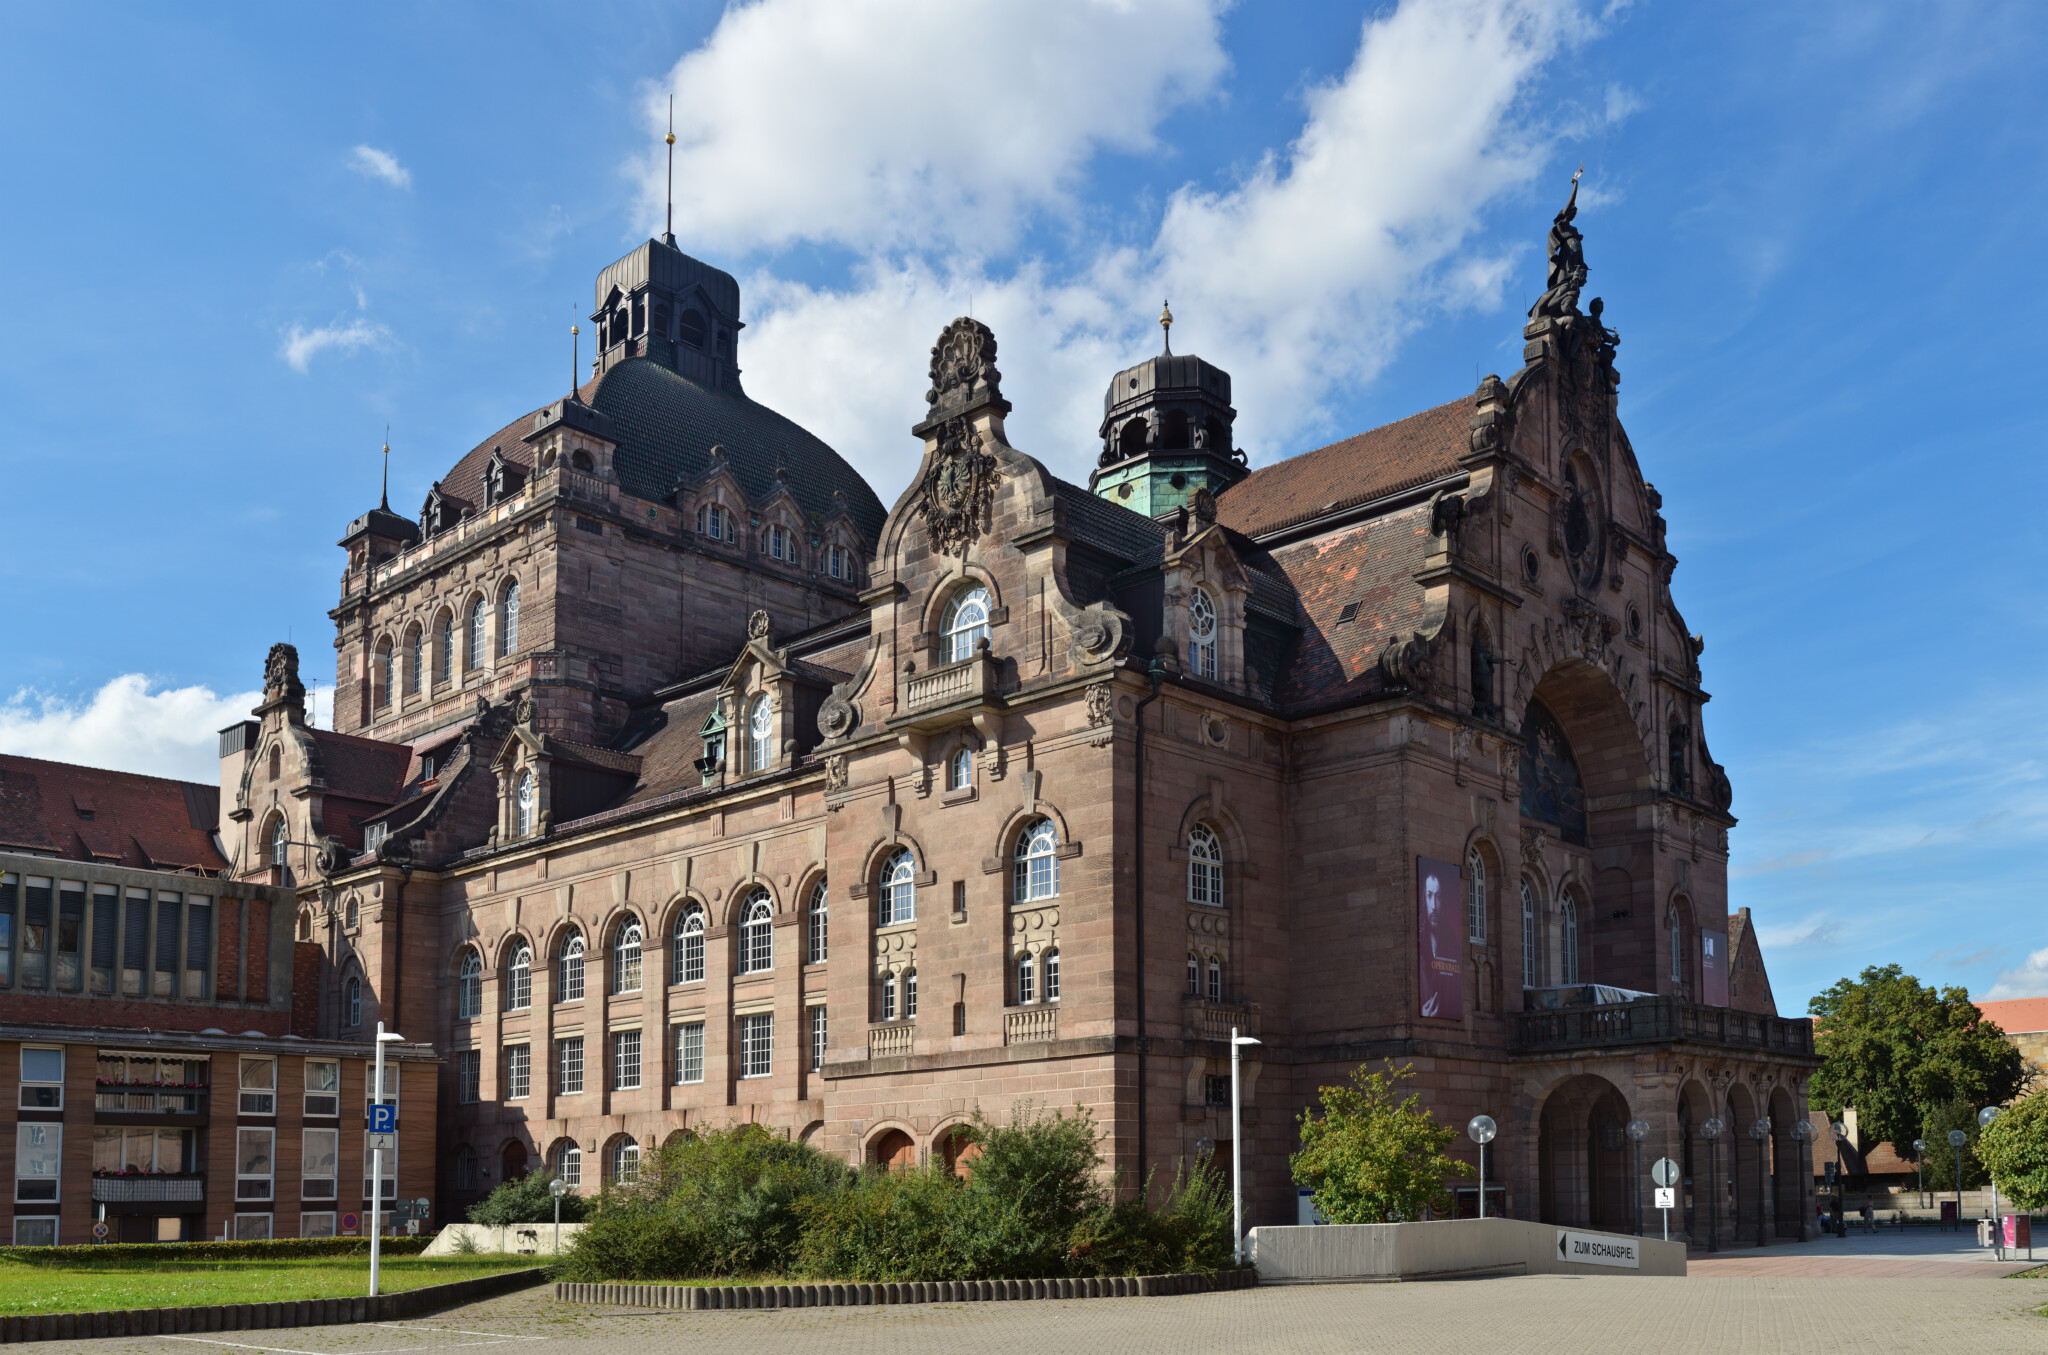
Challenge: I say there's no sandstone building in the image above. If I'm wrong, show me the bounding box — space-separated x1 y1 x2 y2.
228 194 1819 1242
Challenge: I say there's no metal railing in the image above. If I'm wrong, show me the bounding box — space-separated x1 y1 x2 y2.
94 1088 206 1114
868 1023 914 1059
1509 995 1813 1055
92 1175 206 1203
1004 1008 1057 1046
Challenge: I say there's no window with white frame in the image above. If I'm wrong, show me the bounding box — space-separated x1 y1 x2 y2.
558 1036 584 1095
364 1063 398 1122
675 1022 704 1084
555 1141 582 1189
304 1060 339 1117
299 1213 336 1239
238 1056 275 1116
1045 949 1061 1002
904 968 918 1020
880 971 897 1021
1467 850 1488 945
767 524 791 561
1188 588 1218 679
698 503 731 541
1187 952 1200 996
436 610 453 684
1187 823 1223 907
611 1137 640 1185
947 747 973 792
558 929 585 1002
941 585 992 662
405 625 422 696
18 1047 62 1110
362 1133 397 1201
270 817 288 867
747 694 773 772
1207 956 1223 1002
613 920 643 994
12 1218 55 1246
828 544 850 580
1017 953 1036 1005
740 1012 772 1078
302 1128 338 1200
613 1029 641 1090
500 581 520 656
236 1128 274 1200
234 1214 273 1241
808 1005 826 1072
346 975 362 1027
675 907 705 983
879 849 916 926
457 949 483 1018
1521 881 1539 988
1560 893 1580 985
738 892 773 974
14 1123 59 1202
506 1044 531 1100
468 596 487 671
806 881 828 965
515 770 537 838
456 1050 480 1104
1013 817 1059 902
506 942 532 1010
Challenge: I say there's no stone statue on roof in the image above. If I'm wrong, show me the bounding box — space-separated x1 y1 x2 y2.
1529 169 1587 320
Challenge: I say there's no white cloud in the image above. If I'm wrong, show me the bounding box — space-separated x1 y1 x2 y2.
279 318 392 373
348 145 412 189
1985 947 2048 1001
0 676 260 784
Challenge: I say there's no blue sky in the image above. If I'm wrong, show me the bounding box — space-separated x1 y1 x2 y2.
1 1 2044 1011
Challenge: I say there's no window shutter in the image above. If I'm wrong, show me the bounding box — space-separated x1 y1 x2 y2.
90 895 117 969
186 904 212 976
124 896 149 969
155 899 181 971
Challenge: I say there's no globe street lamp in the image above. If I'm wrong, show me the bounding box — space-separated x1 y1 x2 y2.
1467 1115 1497 1220
1789 1120 1812 1243
1625 1119 1650 1236
1948 1128 1968 1230
1979 1107 2002 1249
1230 1028 1261 1264
1701 1118 1725 1252
550 1176 568 1257
1912 1138 1927 1210
1750 1119 1772 1248
1830 1120 1849 1236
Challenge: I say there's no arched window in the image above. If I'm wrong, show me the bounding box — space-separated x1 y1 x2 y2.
611 1137 639 1186
268 743 281 781
879 849 916 926
880 971 897 1021
1017 952 1036 1005
269 817 288 866
1521 881 1538 988
467 596 487 671
1188 588 1217 679
456 949 482 1019
1118 418 1147 461
373 637 393 709
404 624 422 696
1560 894 1580 985
1045 949 1060 1002
297 910 313 942
947 747 973 792
557 929 585 1003
506 941 532 1011
675 907 704 984
747 694 772 772
435 610 453 684
1467 850 1487 945
500 581 520 656
904 968 918 1020
554 1141 582 1189
1013 817 1059 902
1669 910 1684 985
1208 956 1223 1001
1187 823 1223 906
1162 409 1190 450
806 881 828 965
679 309 706 348
941 585 992 663
738 892 773 975
345 976 362 1028
1519 698 1587 846
612 919 643 994
1187 953 1200 996
514 770 536 838
346 897 359 929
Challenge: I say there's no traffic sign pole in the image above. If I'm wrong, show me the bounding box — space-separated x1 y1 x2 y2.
1650 1158 1680 1243
368 1023 404 1298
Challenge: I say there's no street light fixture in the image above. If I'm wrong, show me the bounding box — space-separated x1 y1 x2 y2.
1750 1119 1772 1248
1467 1115 1497 1220
1701 1118 1725 1253
1980 1107 2002 1249
1830 1120 1850 1236
1789 1120 1812 1243
369 1024 405 1297
550 1177 569 1257
1625 1119 1649 1236
1947 1128 1968 1231
1229 1028 1260 1265
1912 1138 1927 1210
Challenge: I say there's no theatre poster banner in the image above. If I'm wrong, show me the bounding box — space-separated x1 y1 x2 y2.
1417 856 1463 1020
1701 929 1729 1006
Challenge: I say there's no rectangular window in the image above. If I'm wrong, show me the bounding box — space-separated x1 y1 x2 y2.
740 1013 772 1079
234 1213 274 1241
15 1123 60 1201
0 873 16 986
828 545 848 580
300 1212 337 1239
154 893 182 997
1204 1074 1230 1107
55 882 83 991
304 1060 340 1117
809 1006 826 1073
238 1056 276 1116
235 1127 274 1201
364 1064 398 1122
302 1129 338 1200
121 888 148 996
21 876 51 989
558 1036 584 1095
675 1022 704 1085
1045 951 1061 1002
89 885 116 992
506 1045 531 1100
12 1218 55 1247
456 1050 480 1104
19 1047 63 1110
184 900 212 999
613 1030 641 1090
363 1133 397 1201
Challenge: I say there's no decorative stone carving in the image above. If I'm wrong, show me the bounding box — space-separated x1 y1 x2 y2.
1451 726 1474 787
1202 714 1229 746
824 754 848 793
1529 173 1586 321
1520 824 1547 869
747 609 772 641
915 415 998 556
1067 601 1132 670
1085 682 1114 727
1498 741 1520 795
1377 632 1437 695
817 693 856 742
924 317 1004 417
263 642 304 708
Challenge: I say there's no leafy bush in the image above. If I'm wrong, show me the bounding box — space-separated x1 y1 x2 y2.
794 1164 965 1281
1292 1061 1471 1223
553 1209 702 1283
1068 1156 1233 1278
947 1105 1107 1279
1919 1097 1990 1190
1978 1091 2048 1211
468 1171 592 1226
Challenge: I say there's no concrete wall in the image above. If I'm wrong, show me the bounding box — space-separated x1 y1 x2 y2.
423 1221 586 1256
1247 1217 1685 1282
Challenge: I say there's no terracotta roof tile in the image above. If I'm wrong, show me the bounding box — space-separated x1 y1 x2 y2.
0 754 227 872
1216 395 1469 539
1977 996 2048 1035
1264 507 1433 715
307 729 412 805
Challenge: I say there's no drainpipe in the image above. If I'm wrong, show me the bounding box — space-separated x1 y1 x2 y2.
1132 658 1165 1190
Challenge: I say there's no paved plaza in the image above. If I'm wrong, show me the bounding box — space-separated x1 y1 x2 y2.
1688 1224 2043 1278
29 1262 2048 1355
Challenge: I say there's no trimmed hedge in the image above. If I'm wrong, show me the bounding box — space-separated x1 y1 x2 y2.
0 1236 433 1265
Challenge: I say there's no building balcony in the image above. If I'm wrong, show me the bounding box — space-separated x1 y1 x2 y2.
1004 1007 1057 1046
92 1174 206 1205
896 651 1000 729
94 1087 208 1116
868 1022 915 1060
1183 999 1260 1042
1508 995 1814 1057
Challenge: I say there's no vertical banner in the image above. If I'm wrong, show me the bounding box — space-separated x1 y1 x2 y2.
1417 856 1464 1020
1700 929 1729 1006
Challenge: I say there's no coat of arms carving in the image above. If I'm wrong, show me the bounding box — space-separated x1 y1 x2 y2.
916 415 997 556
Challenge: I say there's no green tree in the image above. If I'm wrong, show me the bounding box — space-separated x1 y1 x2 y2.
1808 965 2021 1149
1977 1092 2048 1211
466 1170 591 1226
1918 1098 1989 1192
1291 1061 1471 1224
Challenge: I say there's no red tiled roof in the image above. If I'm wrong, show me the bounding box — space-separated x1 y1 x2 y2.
1265 507 1433 713
0 753 227 872
1215 395 1470 539
1977 996 2048 1035
307 729 413 805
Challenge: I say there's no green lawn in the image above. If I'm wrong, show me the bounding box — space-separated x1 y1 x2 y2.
0 1253 543 1315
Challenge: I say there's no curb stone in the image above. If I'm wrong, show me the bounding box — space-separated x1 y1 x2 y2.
554 1267 1257 1311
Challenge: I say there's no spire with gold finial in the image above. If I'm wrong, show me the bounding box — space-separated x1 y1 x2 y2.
1159 299 1173 356
570 317 580 401
380 427 390 510
663 94 678 247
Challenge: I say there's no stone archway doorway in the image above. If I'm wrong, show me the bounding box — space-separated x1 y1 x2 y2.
869 1129 916 1170
1538 1073 1634 1231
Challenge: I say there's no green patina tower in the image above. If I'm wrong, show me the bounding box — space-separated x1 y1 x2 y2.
1089 303 1247 518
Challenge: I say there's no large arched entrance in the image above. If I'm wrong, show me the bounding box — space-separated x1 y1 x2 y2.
500 1139 529 1183
869 1129 916 1170
1769 1086 1805 1238
1537 1074 1634 1231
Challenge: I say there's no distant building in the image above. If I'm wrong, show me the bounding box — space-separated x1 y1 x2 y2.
1976 997 2048 1084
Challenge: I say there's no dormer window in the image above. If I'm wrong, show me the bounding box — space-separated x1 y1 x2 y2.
698 504 732 542
746 695 773 773
766 525 791 561
941 585 992 663
514 770 536 838
680 309 706 349
1188 588 1218 679
696 708 727 784
828 544 851 580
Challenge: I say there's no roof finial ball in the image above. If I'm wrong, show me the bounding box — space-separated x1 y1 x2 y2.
1159 300 1173 357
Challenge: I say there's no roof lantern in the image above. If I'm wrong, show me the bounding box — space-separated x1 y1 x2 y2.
1088 301 1246 519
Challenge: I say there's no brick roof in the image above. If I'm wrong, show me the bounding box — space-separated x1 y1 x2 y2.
1265 507 1433 714
1215 395 1469 539
306 729 412 806
1977 996 2048 1035
0 753 227 873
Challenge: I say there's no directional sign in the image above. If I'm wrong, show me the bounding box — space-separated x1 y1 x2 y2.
1650 1157 1679 1188
1654 1187 1677 1210
368 1103 398 1134
341 1212 360 1236
367 1131 396 1155
1556 1229 1640 1269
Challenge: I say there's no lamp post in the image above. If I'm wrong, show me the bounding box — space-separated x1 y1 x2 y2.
1830 1120 1849 1237
1625 1119 1649 1236
1701 1118 1724 1252
368 1023 405 1297
1467 1115 1497 1220
550 1177 568 1256
1230 1028 1260 1265
1789 1120 1812 1243
1750 1119 1772 1248
1979 1107 2002 1249
1912 1138 1926 1211
1948 1128 1967 1232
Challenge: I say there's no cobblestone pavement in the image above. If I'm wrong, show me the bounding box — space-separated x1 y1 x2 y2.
37 1274 2048 1355
1688 1225 2042 1278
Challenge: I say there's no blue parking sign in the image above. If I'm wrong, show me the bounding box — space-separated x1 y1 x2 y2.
368 1103 397 1133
